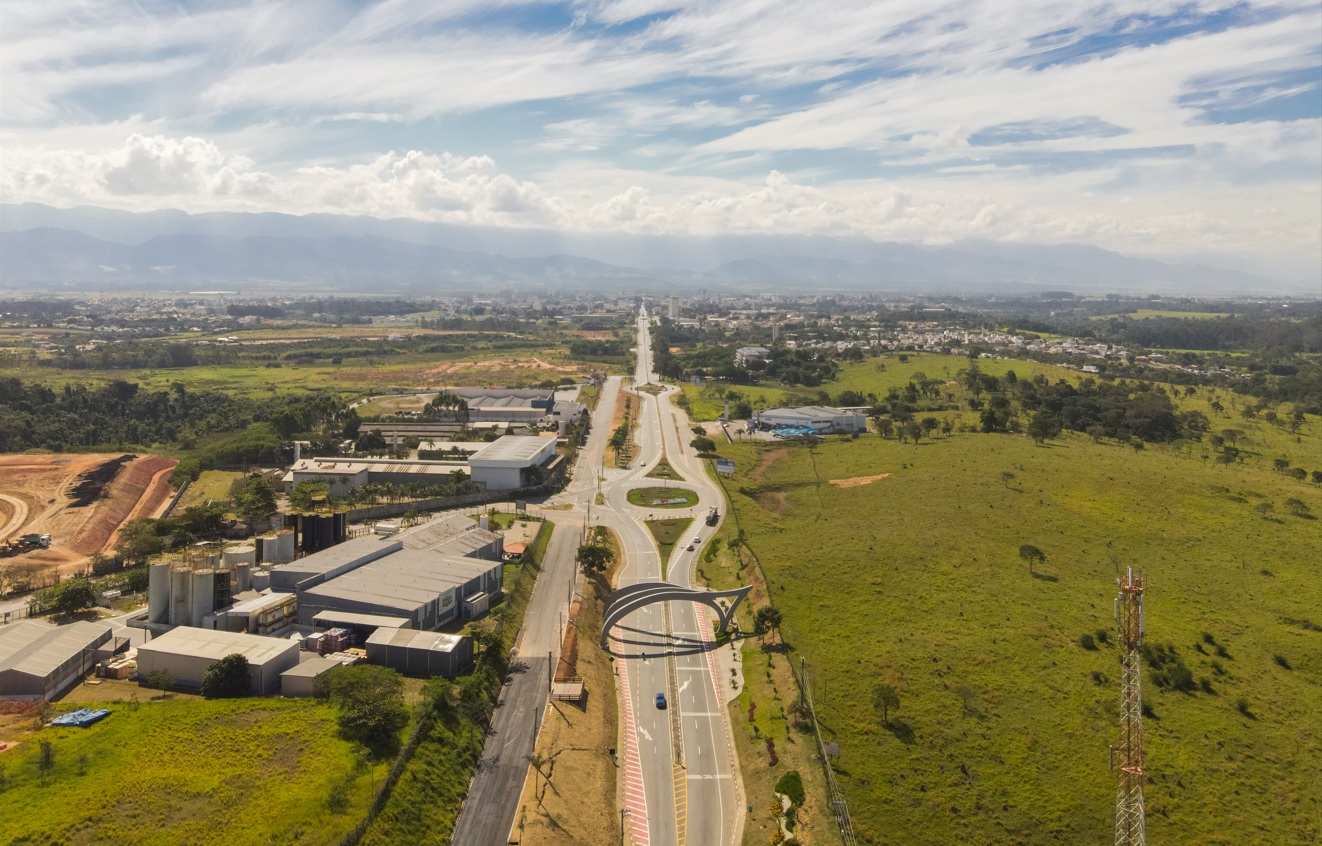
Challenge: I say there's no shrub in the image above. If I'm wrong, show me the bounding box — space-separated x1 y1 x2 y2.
1079 633 1098 651
201 654 251 699
1273 654 1292 670
775 770 806 807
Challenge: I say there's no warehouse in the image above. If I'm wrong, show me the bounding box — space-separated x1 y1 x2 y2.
467 435 559 490
136 627 300 696
296 549 503 629
280 654 355 698
366 628 473 678
285 457 468 496
443 387 553 423
0 620 113 700
751 406 869 434
270 535 404 591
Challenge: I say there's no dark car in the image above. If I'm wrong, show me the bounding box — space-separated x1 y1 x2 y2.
655 692 667 709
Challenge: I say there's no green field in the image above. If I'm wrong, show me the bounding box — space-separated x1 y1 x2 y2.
0 698 387 846
175 469 246 510
1101 309 1237 320
703 420 1321 844
679 353 1083 421
627 486 699 509
646 517 693 578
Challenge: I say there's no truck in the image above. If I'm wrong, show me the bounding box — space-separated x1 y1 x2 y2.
705 507 719 527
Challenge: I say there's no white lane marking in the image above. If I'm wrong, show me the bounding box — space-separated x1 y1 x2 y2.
638 725 652 741
679 678 690 695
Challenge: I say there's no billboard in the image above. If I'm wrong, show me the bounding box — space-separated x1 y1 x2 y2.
716 458 736 475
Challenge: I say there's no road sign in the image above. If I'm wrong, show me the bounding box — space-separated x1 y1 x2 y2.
716 458 735 475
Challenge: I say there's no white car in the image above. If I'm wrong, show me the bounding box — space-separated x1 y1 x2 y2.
692 536 702 544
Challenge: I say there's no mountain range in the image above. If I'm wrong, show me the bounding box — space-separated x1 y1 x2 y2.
0 203 1305 297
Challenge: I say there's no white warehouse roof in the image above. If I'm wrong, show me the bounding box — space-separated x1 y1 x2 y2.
138 627 297 667
0 620 112 679
468 435 557 467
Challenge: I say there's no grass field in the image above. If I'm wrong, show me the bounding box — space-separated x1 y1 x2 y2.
647 457 684 481
1101 309 1237 320
175 469 245 510
0 698 386 846
627 486 698 509
645 517 693 578
679 353 1083 421
701 421 1321 845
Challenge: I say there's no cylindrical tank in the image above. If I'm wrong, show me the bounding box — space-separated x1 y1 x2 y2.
274 529 296 563
251 568 271 591
234 562 252 593
169 567 191 627
479 514 489 530
148 561 171 624
224 544 257 567
191 569 215 628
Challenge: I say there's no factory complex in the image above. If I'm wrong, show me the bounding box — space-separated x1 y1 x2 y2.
0 620 115 700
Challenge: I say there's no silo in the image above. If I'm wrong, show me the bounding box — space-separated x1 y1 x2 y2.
234 562 252 593
273 529 296 563
251 567 271 591
191 569 216 628
224 544 257 567
170 566 191 627
148 561 171 624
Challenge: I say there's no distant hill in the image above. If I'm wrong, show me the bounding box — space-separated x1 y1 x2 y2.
0 203 1304 295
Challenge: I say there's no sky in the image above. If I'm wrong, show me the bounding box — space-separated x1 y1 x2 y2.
2 0 1320 275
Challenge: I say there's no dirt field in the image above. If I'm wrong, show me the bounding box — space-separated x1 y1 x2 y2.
423 357 580 380
828 472 891 488
0 453 177 574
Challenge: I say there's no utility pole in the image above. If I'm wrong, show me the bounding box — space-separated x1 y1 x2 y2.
1113 567 1146 846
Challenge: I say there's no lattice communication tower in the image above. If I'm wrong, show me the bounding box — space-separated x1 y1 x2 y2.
1113 566 1146 846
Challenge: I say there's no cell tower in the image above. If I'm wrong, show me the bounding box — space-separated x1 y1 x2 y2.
1113 567 1146 846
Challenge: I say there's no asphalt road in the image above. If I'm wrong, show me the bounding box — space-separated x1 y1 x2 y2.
594 308 742 846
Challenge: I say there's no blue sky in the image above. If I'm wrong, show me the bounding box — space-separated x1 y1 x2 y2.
2 0 1319 273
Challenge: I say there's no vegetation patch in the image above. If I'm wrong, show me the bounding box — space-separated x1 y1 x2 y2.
646 457 683 481
626 486 698 509
0 698 384 846
644 517 693 577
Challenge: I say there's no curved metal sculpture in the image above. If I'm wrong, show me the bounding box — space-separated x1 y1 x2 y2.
599 582 752 649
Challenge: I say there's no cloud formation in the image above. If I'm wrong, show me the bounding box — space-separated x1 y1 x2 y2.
0 0 1317 271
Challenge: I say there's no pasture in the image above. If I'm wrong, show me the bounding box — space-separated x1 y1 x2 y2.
704 419 1321 845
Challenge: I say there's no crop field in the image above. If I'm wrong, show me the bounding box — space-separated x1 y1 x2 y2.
0 698 387 846
702 417 1321 845
679 353 1082 421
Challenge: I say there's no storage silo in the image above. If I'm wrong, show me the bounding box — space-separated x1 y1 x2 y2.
273 529 296 563
251 566 271 591
234 562 252 593
224 544 257 568
191 569 216 628
148 561 171 624
170 566 191 627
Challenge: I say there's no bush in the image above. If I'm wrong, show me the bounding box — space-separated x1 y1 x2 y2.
317 664 409 756
1079 633 1098 651
1273 654 1292 670
775 770 805 807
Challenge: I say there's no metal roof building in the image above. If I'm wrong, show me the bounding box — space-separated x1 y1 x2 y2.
297 549 502 630
366 628 473 678
270 536 404 591
0 620 113 700
751 406 869 434
136 627 301 696
468 435 558 490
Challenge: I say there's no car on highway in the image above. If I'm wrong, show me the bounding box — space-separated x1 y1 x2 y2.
686 544 694 551
692 535 702 544
655 692 667 709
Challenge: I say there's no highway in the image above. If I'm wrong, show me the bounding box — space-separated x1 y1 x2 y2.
594 308 743 846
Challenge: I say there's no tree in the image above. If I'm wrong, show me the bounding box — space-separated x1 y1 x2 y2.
873 683 900 725
576 543 615 576
1027 410 1063 444
754 606 783 640
1000 471 1016 489
317 664 409 755
114 519 169 563
875 417 894 439
690 436 716 455
201 653 251 699
288 480 331 511
143 669 174 690
233 476 278 523
1018 544 1046 574
425 392 469 423
47 578 97 615
38 740 56 783
901 421 922 445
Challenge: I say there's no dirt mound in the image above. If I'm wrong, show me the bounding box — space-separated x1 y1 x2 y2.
72 456 178 555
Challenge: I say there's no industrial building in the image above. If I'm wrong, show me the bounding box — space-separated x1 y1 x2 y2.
281 435 560 494
365 628 472 678
136 627 301 696
269 535 403 592
0 620 114 700
280 654 356 698
751 406 869 434
467 436 559 490
296 547 502 629
734 346 771 368
442 388 554 423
